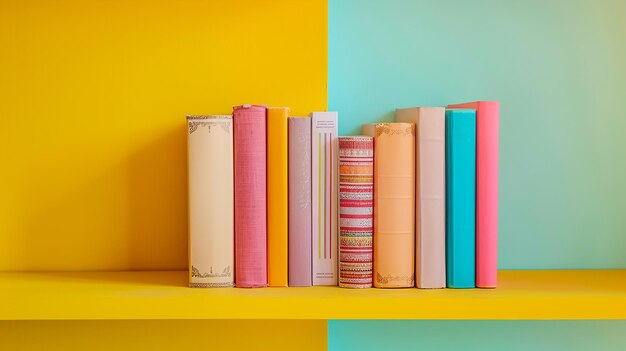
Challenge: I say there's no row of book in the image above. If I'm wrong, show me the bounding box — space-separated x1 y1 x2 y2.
187 101 498 289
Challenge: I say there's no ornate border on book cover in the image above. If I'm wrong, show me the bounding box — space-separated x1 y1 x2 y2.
190 266 233 288
191 265 232 278
187 115 232 134
375 123 414 137
376 272 415 286
189 282 234 288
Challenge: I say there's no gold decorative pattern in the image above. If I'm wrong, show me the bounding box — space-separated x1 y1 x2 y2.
375 123 414 137
376 272 415 286
189 281 234 288
191 265 232 278
187 115 232 134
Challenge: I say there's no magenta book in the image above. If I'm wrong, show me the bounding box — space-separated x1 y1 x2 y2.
233 104 267 288
288 117 312 287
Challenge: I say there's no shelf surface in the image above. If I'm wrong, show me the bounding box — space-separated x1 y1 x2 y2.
1 270 625 320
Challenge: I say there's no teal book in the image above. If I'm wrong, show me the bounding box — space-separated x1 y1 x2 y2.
445 109 476 288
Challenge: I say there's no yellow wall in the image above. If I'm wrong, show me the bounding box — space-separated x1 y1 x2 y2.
0 0 327 271
0 320 327 350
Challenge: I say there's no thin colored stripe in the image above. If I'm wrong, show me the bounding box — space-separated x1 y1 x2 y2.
339 202 374 207
340 226 374 231
339 281 373 285
318 132 321 260
323 132 326 259
322 132 326 259
325 132 329 259
329 132 332 260
339 187 374 193
340 214 372 219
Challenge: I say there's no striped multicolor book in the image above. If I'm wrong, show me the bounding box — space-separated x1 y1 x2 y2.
311 111 338 286
187 115 234 288
338 136 374 288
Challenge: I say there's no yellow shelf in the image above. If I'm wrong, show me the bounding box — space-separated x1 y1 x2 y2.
1 270 625 320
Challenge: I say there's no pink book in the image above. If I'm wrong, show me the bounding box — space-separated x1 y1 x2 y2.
448 101 499 288
288 117 312 287
396 107 446 289
233 104 267 288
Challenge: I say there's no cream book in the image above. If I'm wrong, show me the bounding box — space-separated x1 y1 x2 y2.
186 115 234 288
396 107 446 289
311 111 338 285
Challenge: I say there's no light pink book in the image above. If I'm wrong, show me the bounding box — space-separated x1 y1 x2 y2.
233 104 267 288
448 101 499 288
288 117 312 287
311 111 338 286
396 107 446 289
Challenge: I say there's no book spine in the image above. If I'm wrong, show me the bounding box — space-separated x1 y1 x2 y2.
448 101 499 288
363 123 415 288
233 105 267 288
311 112 338 285
338 136 374 289
187 115 234 288
267 107 290 287
445 109 476 288
417 109 446 289
476 102 499 288
288 117 312 287
396 108 446 289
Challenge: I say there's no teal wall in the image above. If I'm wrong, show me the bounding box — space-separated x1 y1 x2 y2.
329 321 626 350
328 1 626 349
328 0 626 270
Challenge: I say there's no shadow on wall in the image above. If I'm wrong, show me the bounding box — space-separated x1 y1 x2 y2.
128 123 188 270
22 124 189 272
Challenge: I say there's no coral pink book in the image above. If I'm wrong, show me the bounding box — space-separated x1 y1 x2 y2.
396 107 446 289
448 101 499 288
288 116 312 287
362 123 415 288
233 104 267 288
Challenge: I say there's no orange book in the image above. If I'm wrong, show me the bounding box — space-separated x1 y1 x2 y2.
362 123 415 288
267 107 290 286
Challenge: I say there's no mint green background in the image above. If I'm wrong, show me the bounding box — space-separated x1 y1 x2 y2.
329 0 626 270
328 1 626 349
329 321 626 350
